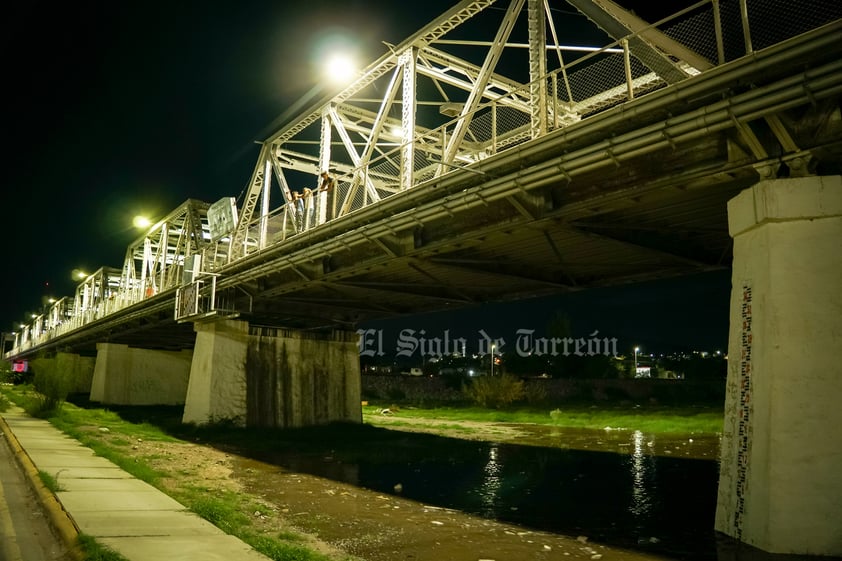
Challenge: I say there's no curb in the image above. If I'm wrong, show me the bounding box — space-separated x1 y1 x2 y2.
0 410 85 561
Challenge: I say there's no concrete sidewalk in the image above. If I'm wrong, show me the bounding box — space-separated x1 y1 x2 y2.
0 406 270 561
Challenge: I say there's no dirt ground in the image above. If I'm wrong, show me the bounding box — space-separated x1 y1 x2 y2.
120 417 682 561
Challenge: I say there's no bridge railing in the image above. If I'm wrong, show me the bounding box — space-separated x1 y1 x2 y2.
10 287 141 355
8 0 841 354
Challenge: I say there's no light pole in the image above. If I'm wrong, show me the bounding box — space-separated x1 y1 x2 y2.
491 343 495 376
634 346 640 373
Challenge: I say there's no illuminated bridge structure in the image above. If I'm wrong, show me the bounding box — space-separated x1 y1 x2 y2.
4 1 841 554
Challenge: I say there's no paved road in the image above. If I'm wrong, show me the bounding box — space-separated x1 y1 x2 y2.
0 427 72 561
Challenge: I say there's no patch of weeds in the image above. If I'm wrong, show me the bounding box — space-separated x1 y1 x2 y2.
38 469 66 492
190 495 251 533
248 534 336 561
77 533 131 561
248 536 331 561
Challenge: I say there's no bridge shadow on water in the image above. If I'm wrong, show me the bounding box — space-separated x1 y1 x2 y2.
65 396 734 560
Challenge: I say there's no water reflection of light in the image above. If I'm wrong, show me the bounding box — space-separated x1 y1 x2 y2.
629 430 655 518
479 445 503 515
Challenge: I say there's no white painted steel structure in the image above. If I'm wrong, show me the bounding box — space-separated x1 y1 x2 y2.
6 0 841 354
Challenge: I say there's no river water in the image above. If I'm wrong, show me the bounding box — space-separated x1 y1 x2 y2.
231 423 725 560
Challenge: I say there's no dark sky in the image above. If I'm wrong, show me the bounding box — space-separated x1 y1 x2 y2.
3 0 458 324
2 0 730 352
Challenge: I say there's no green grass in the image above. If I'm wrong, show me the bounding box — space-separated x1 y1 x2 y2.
362 403 724 434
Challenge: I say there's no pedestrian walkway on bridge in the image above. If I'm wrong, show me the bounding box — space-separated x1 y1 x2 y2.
0 406 270 561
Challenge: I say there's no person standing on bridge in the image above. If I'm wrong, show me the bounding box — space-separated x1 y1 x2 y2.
293 190 305 231
319 170 337 221
302 187 314 229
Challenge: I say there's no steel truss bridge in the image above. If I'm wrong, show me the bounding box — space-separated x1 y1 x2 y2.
7 0 842 359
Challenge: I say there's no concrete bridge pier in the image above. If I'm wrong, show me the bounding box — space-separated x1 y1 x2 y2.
716 175 842 555
182 319 361 428
89 343 193 405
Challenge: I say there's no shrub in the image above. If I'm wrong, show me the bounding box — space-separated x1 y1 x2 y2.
30 355 75 415
462 374 525 409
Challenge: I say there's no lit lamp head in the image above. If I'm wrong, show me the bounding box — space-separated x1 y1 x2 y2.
133 215 152 229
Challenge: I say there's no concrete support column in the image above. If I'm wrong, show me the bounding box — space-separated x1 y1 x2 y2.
183 320 361 428
715 176 842 555
183 320 250 426
89 343 192 405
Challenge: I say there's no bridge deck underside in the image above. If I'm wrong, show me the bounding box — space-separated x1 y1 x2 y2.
239 136 749 329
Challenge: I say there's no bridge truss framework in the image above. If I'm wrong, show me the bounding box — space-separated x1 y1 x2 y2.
7 0 841 354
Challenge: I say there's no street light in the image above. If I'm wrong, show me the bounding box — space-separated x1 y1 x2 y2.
491 343 495 376
634 346 640 372
325 53 356 84
133 215 152 229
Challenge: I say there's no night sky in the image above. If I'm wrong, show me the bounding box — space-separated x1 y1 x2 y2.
3 0 730 353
